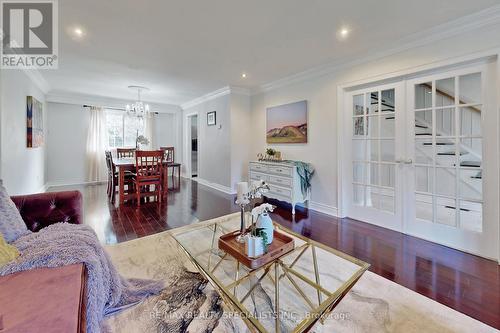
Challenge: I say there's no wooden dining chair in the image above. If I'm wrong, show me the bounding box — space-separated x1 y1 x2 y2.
117 148 136 158
133 150 164 206
160 146 175 163
160 146 181 186
105 151 114 199
105 151 134 203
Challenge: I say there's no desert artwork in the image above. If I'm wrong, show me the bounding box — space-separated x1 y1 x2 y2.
266 100 307 143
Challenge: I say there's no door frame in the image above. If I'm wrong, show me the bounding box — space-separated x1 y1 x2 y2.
183 111 198 179
337 50 500 262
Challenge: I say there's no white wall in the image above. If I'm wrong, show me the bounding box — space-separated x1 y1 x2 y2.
249 22 500 212
0 70 47 195
155 113 177 149
183 94 232 188
46 102 89 186
230 93 252 189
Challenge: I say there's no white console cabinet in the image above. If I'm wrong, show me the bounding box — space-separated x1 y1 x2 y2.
249 161 310 214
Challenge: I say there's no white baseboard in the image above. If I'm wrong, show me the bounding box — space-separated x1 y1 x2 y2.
46 180 107 189
37 183 49 193
194 178 236 195
306 201 339 217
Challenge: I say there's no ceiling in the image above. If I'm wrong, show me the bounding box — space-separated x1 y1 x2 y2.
42 0 500 106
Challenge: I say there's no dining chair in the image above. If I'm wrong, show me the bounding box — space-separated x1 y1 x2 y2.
117 148 136 158
160 146 181 187
160 146 175 163
105 151 134 203
105 151 114 199
133 150 164 206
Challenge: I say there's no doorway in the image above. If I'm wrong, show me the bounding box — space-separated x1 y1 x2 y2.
343 62 499 260
190 114 198 178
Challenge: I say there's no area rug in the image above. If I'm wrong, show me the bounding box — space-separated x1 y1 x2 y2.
103 213 496 333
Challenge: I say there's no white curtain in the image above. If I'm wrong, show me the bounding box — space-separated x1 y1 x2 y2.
86 106 107 181
143 114 156 150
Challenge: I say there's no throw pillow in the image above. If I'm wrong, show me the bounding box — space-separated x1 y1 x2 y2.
0 182 28 243
0 232 20 267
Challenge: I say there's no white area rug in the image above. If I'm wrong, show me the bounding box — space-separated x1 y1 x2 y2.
103 213 497 333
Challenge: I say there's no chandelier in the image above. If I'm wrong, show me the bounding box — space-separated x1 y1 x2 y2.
125 85 151 118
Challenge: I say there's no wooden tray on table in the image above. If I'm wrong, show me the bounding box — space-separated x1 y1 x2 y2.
218 229 295 270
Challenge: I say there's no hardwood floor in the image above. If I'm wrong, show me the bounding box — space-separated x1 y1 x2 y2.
49 178 500 329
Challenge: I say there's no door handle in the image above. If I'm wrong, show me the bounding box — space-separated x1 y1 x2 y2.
395 158 413 164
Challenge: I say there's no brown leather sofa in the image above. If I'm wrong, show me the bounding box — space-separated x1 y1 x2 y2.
11 190 83 231
0 191 86 333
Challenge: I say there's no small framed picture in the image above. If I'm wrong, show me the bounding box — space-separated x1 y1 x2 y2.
207 111 216 126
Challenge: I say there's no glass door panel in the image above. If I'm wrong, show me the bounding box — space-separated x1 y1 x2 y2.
412 73 482 230
406 63 498 260
349 83 403 231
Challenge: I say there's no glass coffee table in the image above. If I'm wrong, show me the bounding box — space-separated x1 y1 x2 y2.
172 216 369 333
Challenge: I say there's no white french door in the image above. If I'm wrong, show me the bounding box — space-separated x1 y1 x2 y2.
345 62 499 260
405 63 498 259
346 82 405 231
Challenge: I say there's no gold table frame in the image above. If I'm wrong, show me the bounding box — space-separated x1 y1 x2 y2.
172 220 370 333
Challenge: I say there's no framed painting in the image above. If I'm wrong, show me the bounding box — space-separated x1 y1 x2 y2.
207 111 216 126
266 100 307 143
27 96 44 148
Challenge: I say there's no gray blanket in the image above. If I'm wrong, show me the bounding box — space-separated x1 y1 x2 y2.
0 223 164 333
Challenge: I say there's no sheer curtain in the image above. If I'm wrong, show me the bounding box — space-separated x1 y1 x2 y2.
86 106 107 182
143 114 156 150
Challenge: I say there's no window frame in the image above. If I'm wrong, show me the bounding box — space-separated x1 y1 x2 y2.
105 109 145 149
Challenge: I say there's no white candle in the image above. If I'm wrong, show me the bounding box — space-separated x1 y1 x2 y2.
236 182 248 203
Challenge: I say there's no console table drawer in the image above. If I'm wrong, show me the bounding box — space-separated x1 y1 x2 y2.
268 165 292 177
269 184 292 198
250 163 268 173
249 171 268 182
268 175 292 187
248 161 310 215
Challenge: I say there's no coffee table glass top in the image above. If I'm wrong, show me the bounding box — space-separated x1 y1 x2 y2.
172 215 369 333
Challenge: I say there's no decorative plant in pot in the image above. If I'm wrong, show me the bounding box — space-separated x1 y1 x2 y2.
266 148 276 157
135 135 149 150
246 203 275 258
264 148 282 161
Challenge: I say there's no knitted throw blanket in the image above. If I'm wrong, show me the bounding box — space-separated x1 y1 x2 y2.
0 223 164 333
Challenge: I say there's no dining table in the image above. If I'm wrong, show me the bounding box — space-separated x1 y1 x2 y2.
114 158 171 205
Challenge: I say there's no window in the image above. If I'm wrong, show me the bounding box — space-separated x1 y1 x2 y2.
105 110 145 148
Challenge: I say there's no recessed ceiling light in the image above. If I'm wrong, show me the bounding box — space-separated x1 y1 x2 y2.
241 73 247 78
336 27 350 40
69 26 86 39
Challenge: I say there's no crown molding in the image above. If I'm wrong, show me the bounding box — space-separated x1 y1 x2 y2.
46 90 181 113
252 4 500 95
180 85 251 110
180 86 230 110
22 68 51 94
230 86 252 96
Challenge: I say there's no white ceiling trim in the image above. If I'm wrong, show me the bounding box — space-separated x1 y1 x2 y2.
180 85 250 110
252 4 500 95
23 68 51 94
47 91 181 113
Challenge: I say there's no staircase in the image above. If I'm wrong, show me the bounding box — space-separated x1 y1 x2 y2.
385 110 482 199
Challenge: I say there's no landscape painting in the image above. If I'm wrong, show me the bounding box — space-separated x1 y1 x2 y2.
266 100 307 143
27 96 44 148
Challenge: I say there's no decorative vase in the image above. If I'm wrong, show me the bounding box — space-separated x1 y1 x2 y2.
256 213 274 245
245 235 264 258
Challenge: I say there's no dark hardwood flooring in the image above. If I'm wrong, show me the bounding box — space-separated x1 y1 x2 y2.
49 178 500 329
